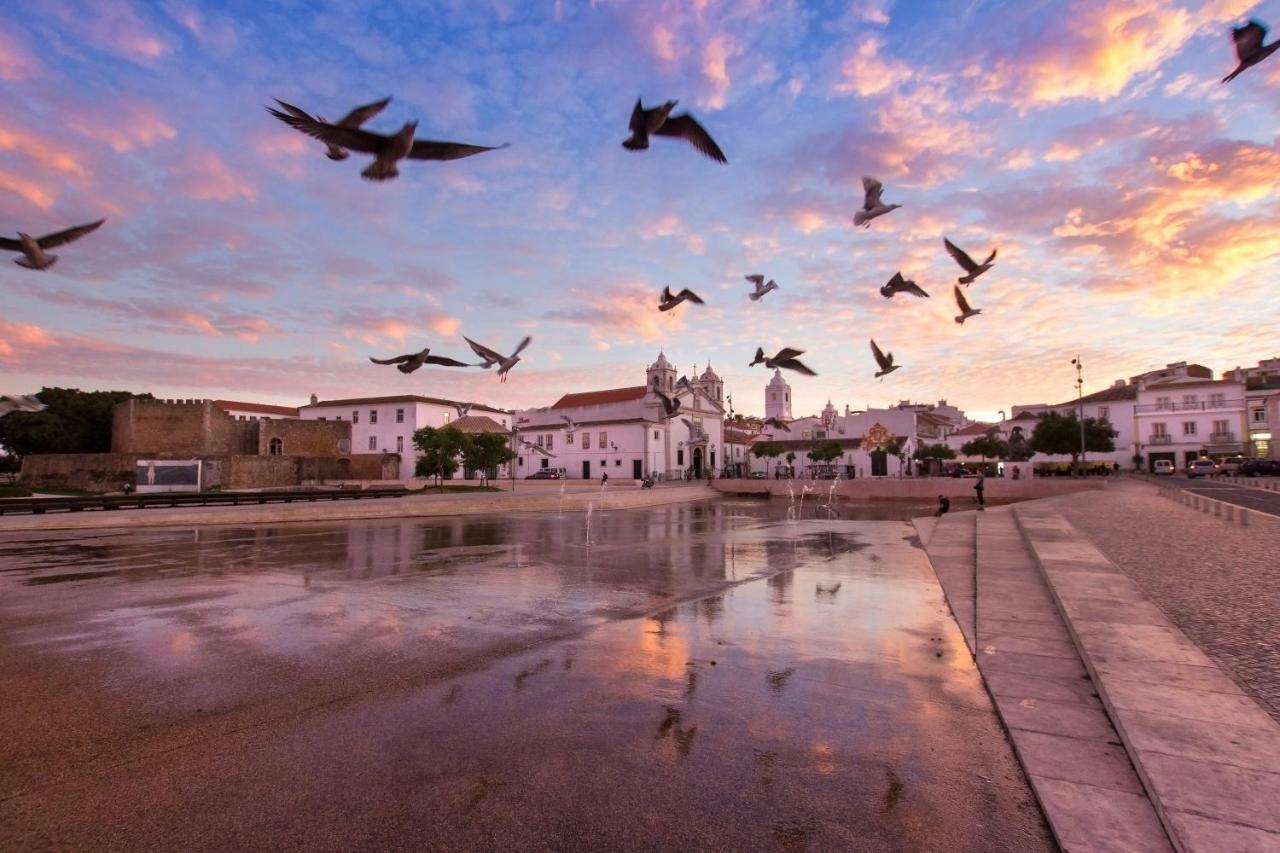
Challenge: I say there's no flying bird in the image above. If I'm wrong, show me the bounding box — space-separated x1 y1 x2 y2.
1223 19 1279 83
464 335 531 383
622 99 727 163
454 402 473 419
274 97 391 161
559 414 578 432
880 272 929 299
654 389 682 420
658 286 705 312
953 286 982 324
852 177 900 228
0 395 46 417
944 238 997 285
520 439 556 458
745 274 780 301
749 347 817 376
0 220 105 271
267 101 509 181
870 339 900 379
368 348 471 373
762 417 791 432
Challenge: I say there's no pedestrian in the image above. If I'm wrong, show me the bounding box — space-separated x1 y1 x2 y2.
974 473 985 510
1012 465 1021 481
601 471 608 486
933 495 951 517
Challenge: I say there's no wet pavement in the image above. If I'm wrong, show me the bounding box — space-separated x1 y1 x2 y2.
0 500 1053 852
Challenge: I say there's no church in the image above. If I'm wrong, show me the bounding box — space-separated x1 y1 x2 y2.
512 352 727 480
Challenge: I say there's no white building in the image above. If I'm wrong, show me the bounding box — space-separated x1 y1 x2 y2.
1007 381 1140 471
512 353 727 480
214 400 300 420
299 395 511 481
1224 358 1280 459
1134 375 1248 469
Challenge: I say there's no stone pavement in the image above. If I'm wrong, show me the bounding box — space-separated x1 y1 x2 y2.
921 511 976 656
1168 476 1280 517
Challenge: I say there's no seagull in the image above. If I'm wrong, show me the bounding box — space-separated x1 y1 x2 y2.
1223 19 1280 83
454 402 473 419
749 347 817 376
681 417 697 437
559 414 578 432
0 395 46 417
520 439 556 458
852 177 900 228
368 348 471 373
880 272 929 299
944 238 997 285
654 389 682 420
677 375 694 392
763 417 791 432
658 286 705 312
745 274 780 301
0 220 105 271
623 99 727 163
274 98 391 161
870 339 900 379
954 286 982 325
267 101 509 181
464 335 531 382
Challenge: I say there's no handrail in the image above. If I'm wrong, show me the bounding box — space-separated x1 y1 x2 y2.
1135 399 1242 413
0 487 410 516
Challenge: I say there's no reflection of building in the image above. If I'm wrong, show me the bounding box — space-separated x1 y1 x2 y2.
513 352 726 480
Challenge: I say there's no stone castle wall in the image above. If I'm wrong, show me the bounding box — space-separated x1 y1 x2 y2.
112 399 257 455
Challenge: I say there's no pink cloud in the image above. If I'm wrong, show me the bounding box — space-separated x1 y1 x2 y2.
833 36 912 97
0 167 56 210
0 122 90 177
173 149 257 201
49 0 171 62
0 320 54 361
0 30 40 80
65 99 177 152
699 34 741 109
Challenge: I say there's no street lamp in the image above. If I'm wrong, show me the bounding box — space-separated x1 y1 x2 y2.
1071 357 1086 476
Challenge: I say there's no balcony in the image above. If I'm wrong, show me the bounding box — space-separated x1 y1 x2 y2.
1135 399 1243 413
1209 432 1235 443
1148 435 1173 445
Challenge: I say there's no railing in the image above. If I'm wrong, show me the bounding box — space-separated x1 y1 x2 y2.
1209 433 1236 443
0 487 410 516
1148 435 1173 445
1135 399 1243 413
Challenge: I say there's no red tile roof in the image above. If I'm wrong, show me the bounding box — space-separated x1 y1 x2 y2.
1051 384 1138 407
214 400 300 417
300 395 508 415
723 429 756 444
552 386 648 409
451 415 509 434
950 421 997 436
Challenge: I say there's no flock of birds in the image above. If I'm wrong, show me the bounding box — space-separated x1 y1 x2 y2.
2 18 1276 422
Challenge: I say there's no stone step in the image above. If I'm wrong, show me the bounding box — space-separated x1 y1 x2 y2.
921 510 976 656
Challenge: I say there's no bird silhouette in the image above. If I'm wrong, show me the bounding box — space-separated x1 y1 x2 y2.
745 274 780 301
852 177 900 227
1 220 105 270
749 347 817 376
953 286 982 324
870 339 900 379
369 348 471 373
623 99 727 163
944 238 996 285
880 272 929 299
1223 19 1279 83
273 97 391 161
658 286 705 312
464 336 532 382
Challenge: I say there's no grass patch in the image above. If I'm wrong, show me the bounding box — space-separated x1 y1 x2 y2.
0 485 33 498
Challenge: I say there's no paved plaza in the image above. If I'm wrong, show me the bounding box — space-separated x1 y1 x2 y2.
0 500 1051 852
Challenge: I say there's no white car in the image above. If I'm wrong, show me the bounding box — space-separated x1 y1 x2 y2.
1153 460 1175 476
1186 459 1220 479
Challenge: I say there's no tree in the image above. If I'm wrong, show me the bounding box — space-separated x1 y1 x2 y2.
960 435 1011 462
0 388 152 459
412 426 467 485
461 432 513 485
806 441 843 463
883 437 907 476
1029 412 1116 473
752 441 784 476
913 443 956 476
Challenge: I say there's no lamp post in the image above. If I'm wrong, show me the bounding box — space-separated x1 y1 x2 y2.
1071 357 1086 476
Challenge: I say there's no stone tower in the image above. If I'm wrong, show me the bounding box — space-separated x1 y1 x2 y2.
647 351 676 395
697 363 724 405
765 369 791 421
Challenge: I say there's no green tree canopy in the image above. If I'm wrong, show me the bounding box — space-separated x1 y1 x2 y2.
960 435 1011 461
806 441 844 463
412 426 467 485
461 432 514 482
1028 412 1116 465
912 443 956 461
0 388 151 459
751 441 785 459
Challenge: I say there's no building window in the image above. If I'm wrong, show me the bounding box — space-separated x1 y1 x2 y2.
368 436 377 450
369 410 378 425
771 393 777 401
546 434 553 450
396 436 404 453
1182 422 1197 436
582 432 590 448
599 432 607 449
615 459 621 466
541 458 549 469
1181 395 1197 408
1156 397 1170 410
1097 406 1109 420
536 435 544 447
352 410 359 423
444 412 450 423
677 449 684 466
1209 393 1225 407
816 430 826 439
396 408 405 423
1152 422 1167 437
567 432 574 445
1213 420 1230 437
653 431 659 440
1253 409 1267 423
268 438 283 456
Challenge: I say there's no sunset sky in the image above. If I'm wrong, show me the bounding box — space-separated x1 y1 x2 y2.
2 0 1278 420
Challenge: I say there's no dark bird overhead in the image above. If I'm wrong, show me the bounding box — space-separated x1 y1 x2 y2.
658 286 705 312
763 416 791 432
464 335 531 383
745 274 780 301
369 347 471 373
454 402 473 419
1223 19 1279 83
274 97 391 161
623 99 727 163
953 286 982 325
852 177 900 228
880 271 929 299
749 347 817 376
653 389 682 420
870 339 900 379
0 219 105 271
268 100 509 181
944 237 997 285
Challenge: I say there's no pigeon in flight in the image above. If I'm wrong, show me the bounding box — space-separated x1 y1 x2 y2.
944 238 997 285
623 99 727 163
953 286 982 324
658 286 705 312
852 177 900 228
368 348 471 373
464 335 531 382
1223 19 1279 82
0 395 46 417
762 416 791 432
268 101 509 181
454 402 473 419
681 417 698 438
520 439 556 458
653 389 682 420
880 272 929 299
745 274 780 301
274 98 391 161
559 414 578 432
0 220 105 271
749 347 817 376
870 339 899 379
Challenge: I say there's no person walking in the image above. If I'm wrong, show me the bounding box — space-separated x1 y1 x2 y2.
601 471 608 486
974 473 985 510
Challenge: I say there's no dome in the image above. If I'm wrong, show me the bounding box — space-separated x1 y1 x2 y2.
700 363 720 381
767 368 789 387
822 399 836 414
649 350 673 371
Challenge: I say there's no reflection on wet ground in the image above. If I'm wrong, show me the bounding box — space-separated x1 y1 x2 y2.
0 499 1052 851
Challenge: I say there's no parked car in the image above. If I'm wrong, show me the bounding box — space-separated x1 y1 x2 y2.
1239 459 1280 477
524 470 560 480
1152 460 1175 476
1220 455 1247 475
1185 458 1220 479
749 471 767 480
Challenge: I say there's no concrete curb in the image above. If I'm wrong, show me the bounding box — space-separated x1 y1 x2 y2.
1218 475 1280 492
1156 484 1279 529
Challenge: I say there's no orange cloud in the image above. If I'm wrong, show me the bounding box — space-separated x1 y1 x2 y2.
66 100 176 152
834 36 911 97
0 123 90 176
700 34 741 109
0 30 40 80
0 167 55 210
0 320 54 360
177 150 257 202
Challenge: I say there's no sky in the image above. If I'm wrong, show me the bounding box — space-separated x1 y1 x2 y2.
2 0 1278 421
